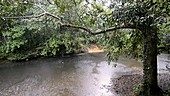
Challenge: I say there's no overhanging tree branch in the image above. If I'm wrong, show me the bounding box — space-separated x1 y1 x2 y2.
2 13 138 35
2 12 138 35
1 3 139 35
61 24 138 35
2 12 61 21
2 13 46 19
45 12 61 20
93 26 138 35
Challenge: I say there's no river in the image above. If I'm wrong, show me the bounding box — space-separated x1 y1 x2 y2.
0 53 169 96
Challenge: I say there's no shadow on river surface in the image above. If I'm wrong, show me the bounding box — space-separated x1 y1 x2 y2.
0 53 169 96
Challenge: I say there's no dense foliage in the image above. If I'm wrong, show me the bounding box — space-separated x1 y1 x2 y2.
0 18 87 60
0 0 170 96
0 0 169 61
95 0 170 61
0 0 91 60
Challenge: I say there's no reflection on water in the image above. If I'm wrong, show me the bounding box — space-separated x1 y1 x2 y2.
0 53 169 96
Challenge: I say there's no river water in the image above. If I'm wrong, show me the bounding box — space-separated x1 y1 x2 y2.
0 53 169 96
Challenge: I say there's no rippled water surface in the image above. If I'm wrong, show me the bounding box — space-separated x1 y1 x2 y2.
0 53 169 96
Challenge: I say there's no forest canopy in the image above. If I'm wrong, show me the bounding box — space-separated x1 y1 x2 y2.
0 0 169 61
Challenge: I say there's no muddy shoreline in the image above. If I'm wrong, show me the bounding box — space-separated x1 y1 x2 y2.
110 73 170 96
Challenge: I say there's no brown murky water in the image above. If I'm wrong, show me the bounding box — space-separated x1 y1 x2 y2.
0 53 169 96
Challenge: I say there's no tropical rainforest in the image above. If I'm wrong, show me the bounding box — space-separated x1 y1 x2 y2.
0 0 170 96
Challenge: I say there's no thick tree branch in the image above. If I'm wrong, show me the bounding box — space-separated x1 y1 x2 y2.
45 12 61 20
62 24 138 35
1 2 139 35
93 26 138 35
2 13 138 35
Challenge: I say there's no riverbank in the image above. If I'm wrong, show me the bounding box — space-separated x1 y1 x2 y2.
110 54 170 96
110 73 170 96
0 44 102 62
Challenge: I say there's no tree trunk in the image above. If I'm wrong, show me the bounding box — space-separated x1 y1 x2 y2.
142 27 159 96
0 32 6 45
0 32 4 45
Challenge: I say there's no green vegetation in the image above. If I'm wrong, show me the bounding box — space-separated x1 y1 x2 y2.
0 0 170 96
0 17 88 60
0 0 91 60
